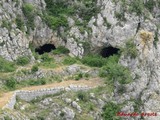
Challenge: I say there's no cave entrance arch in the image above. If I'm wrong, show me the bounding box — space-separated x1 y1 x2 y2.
100 46 119 58
35 44 56 55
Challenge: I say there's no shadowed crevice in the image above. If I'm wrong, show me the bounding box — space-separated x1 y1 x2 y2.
35 44 56 55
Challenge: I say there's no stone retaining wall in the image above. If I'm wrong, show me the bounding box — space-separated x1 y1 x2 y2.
3 85 91 109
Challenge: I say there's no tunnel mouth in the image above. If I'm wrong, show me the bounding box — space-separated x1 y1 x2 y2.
100 46 120 58
35 44 56 55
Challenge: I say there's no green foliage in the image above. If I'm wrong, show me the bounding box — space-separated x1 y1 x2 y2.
52 46 69 54
117 85 126 94
121 39 138 58
4 116 12 120
77 91 89 102
145 0 156 12
133 98 143 113
0 41 5 46
75 0 100 22
44 0 73 30
99 54 132 84
29 43 40 60
15 17 25 31
99 70 107 78
102 62 132 84
5 78 17 90
44 15 68 30
22 3 35 32
1 20 11 30
129 0 144 15
41 53 53 62
63 57 77 65
39 53 56 68
0 57 16 72
24 78 46 86
103 18 111 29
81 54 115 67
40 62 57 69
44 0 100 30
31 65 39 73
79 26 85 34
74 72 83 80
102 102 121 120
114 11 126 21
16 56 30 66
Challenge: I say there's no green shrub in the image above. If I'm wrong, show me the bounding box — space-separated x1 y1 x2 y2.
63 57 77 65
40 62 56 69
99 70 107 78
1 20 11 30
22 3 35 31
74 72 83 80
81 54 108 67
103 18 111 29
84 73 90 79
44 0 73 30
129 0 144 15
60 112 65 117
121 39 138 58
145 0 155 12
0 57 16 72
16 56 30 66
77 91 88 102
27 78 46 86
15 17 25 31
44 0 100 30
31 65 38 73
44 15 68 30
114 11 126 21
5 78 17 90
52 46 69 54
102 102 121 120
4 116 12 120
102 62 132 84
41 53 53 62
99 54 132 84
36 116 45 120
74 0 100 21
117 85 126 94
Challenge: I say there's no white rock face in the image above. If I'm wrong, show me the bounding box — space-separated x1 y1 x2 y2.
0 0 64 61
62 107 75 120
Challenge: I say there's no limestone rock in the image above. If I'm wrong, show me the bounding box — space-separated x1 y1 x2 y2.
62 107 75 120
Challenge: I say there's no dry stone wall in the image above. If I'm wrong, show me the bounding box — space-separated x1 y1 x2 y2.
4 85 92 109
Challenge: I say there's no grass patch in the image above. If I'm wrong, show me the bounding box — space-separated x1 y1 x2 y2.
17 78 46 87
76 91 89 102
16 56 30 66
102 102 122 120
15 17 25 31
31 65 39 73
44 0 100 31
81 55 106 67
52 46 69 54
22 3 36 33
0 57 16 72
5 77 17 90
121 39 138 59
63 56 77 65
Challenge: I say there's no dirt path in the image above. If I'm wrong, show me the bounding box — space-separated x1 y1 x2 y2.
0 78 103 109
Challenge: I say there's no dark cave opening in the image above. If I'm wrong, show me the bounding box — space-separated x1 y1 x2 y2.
100 46 119 58
35 44 56 55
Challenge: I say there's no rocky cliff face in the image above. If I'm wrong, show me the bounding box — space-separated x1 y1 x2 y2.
0 0 160 119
